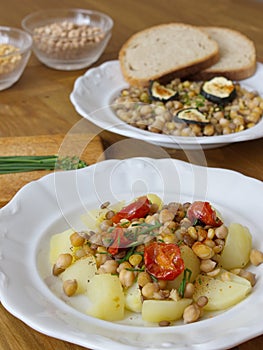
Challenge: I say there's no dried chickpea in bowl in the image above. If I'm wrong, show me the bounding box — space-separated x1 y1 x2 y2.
21 8 113 70
0 26 32 91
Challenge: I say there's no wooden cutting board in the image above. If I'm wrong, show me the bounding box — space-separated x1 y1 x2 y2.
0 134 105 208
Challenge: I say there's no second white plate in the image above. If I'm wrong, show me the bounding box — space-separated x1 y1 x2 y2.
70 60 263 150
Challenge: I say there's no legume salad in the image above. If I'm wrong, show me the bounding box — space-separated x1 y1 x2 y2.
50 194 263 325
112 79 263 137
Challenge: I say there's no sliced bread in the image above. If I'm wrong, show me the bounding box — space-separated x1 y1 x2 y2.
119 23 219 86
190 26 257 80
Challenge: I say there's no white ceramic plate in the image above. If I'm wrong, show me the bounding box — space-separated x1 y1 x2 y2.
0 157 263 350
70 60 263 150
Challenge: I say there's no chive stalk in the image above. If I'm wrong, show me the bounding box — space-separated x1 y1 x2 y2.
0 155 88 174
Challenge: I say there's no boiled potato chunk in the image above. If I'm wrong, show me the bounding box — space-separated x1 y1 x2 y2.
219 223 252 270
124 281 143 313
86 274 124 321
167 245 200 290
60 255 97 294
81 202 124 230
216 269 252 287
193 273 252 311
49 229 74 265
147 193 163 210
142 299 192 323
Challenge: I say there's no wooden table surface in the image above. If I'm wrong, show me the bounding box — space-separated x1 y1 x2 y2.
0 0 263 349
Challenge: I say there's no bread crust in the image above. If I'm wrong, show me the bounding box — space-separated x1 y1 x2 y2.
190 26 257 81
119 23 219 87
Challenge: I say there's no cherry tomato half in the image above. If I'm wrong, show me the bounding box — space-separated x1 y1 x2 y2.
144 242 185 280
108 227 131 255
187 201 223 227
111 196 151 224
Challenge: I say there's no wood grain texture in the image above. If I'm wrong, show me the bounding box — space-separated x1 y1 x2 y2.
0 0 262 349
0 134 105 207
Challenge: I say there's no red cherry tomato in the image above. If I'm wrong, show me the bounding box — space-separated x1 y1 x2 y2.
111 196 151 224
108 227 131 255
187 201 222 227
144 242 184 280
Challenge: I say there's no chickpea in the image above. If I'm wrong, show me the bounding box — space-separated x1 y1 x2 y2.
119 269 135 288
159 209 174 223
33 21 105 60
158 279 168 289
74 248 87 259
250 249 263 266
184 282 195 298
105 210 115 220
222 126 232 134
180 217 192 229
56 253 73 269
53 253 73 276
63 279 78 297
207 228 215 239
141 282 159 299
196 296 208 308
98 259 118 274
70 232 85 247
203 238 216 249
117 261 132 273
203 124 215 136
219 118 229 127
215 225 228 239
187 226 198 240
200 259 217 273
197 227 207 242
137 271 152 287
100 219 112 231
95 246 108 267
183 303 201 324
237 269 256 286
183 233 195 247
149 202 159 214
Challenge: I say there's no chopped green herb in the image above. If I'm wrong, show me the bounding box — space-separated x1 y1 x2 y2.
195 94 205 108
96 251 112 256
126 267 145 272
150 274 158 283
178 268 192 297
120 221 130 227
116 246 136 263
0 155 88 174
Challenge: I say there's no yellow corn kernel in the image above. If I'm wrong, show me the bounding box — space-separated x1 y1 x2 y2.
129 254 143 267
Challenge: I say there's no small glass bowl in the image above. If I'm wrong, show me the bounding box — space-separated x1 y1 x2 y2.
21 8 114 71
0 26 32 91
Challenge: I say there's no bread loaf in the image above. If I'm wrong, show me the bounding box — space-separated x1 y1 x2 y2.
119 23 219 86
190 27 257 80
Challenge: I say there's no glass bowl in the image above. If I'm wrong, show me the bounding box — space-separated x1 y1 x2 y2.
21 8 114 71
0 26 32 91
